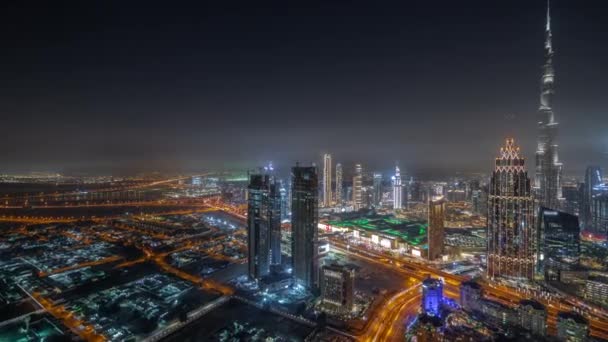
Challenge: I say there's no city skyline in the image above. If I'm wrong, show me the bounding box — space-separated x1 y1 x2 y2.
1 1 607 174
2 2 608 342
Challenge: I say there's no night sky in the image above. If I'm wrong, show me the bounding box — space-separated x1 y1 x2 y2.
1 0 607 176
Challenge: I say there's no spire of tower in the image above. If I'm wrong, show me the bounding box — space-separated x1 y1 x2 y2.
545 0 553 53
546 0 551 32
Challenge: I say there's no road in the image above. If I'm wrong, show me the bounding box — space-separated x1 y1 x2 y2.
362 285 421 342
331 238 608 341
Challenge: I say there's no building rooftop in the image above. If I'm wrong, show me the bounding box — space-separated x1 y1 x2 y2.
558 311 588 325
326 213 428 246
422 276 442 287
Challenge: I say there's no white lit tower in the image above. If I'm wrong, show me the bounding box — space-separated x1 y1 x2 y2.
535 1 563 210
335 163 343 205
392 165 402 210
323 154 332 207
353 164 363 210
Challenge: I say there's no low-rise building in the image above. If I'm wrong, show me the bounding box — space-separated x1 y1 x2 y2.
557 311 589 342
320 264 355 314
518 299 546 337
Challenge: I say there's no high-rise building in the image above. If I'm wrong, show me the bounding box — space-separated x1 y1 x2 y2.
392 165 402 210
581 166 602 229
320 264 355 314
247 174 273 280
372 172 382 208
279 179 288 220
591 192 608 236
518 300 547 337
269 181 282 266
471 189 488 217
421 276 443 317
459 281 482 312
291 165 319 289
335 163 343 206
487 138 536 280
557 311 589 342
353 164 363 210
446 189 466 202
534 2 563 210
427 197 445 260
537 207 580 279
561 183 580 216
323 154 332 207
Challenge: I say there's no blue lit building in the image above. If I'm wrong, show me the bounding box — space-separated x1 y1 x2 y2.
421 276 443 317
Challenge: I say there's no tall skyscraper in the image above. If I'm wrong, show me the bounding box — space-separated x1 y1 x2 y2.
392 165 402 210
353 164 363 210
487 138 536 280
291 165 319 289
372 172 382 207
591 193 608 236
268 180 282 266
247 174 273 280
323 153 332 207
279 179 289 220
581 166 603 229
428 197 445 260
537 207 580 279
535 2 563 210
335 163 343 206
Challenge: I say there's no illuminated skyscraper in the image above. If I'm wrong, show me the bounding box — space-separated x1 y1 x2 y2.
581 166 603 230
353 164 363 210
535 1 563 210
291 164 319 289
428 197 445 260
372 172 382 207
335 163 343 206
279 179 288 220
487 138 536 280
268 181 282 266
537 207 580 279
247 174 272 280
591 192 608 236
392 165 402 210
323 153 332 207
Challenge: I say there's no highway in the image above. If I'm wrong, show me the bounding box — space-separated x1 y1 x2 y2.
331 238 608 341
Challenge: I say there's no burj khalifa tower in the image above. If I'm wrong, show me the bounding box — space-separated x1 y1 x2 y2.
535 0 563 210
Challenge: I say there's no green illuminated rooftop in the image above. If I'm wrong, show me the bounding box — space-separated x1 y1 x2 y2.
327 215 428 246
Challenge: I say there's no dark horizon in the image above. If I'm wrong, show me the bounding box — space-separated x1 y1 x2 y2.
1 0 607 176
